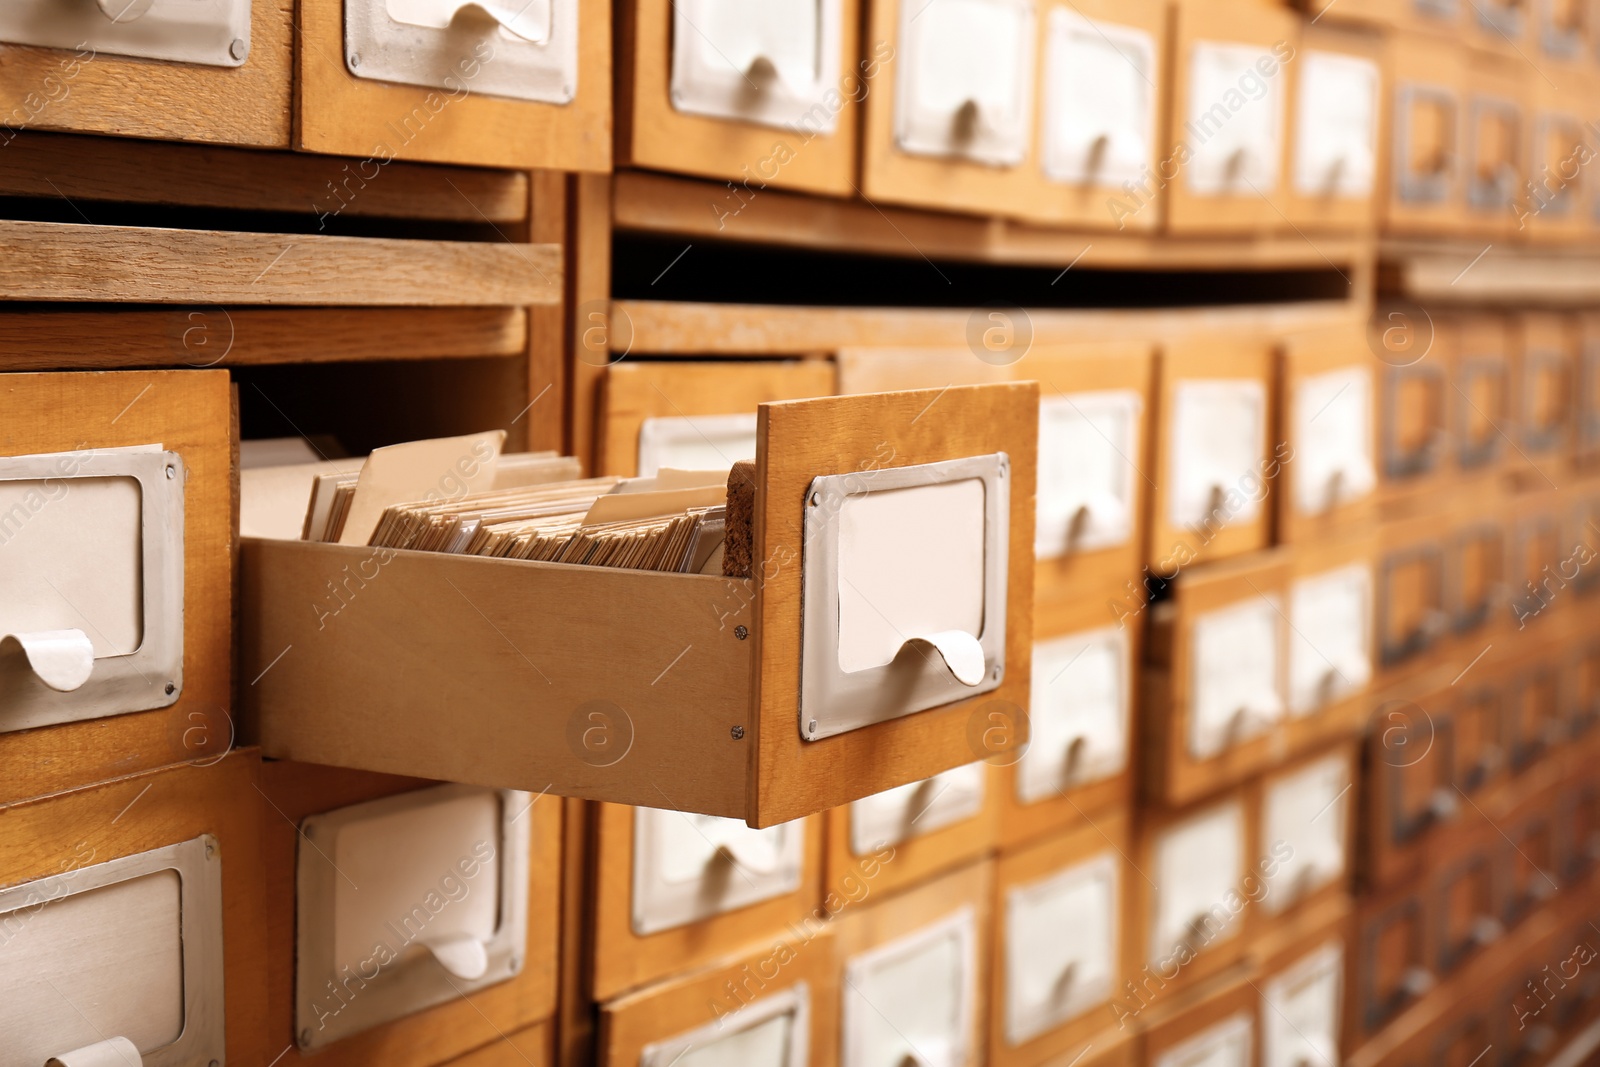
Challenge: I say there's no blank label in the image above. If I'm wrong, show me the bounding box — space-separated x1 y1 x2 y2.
1043 12 1155 186
895 0 1037 165
1152 801 1243 963
1169 380 1265 527
1022 627 1128 802
1294 51 1379 197
1004 853 1117 1045
1035 391 1140 557
1190 597 1282 759
843 909 975 1067
1288 563 1371 716
1184 42 1284 195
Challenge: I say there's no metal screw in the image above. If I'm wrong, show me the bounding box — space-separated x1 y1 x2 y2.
992 665 1001 681
229 38 248 61
165 681 176 695
299 1029 312 1047
209 1060 220 1067
509 956 521 972
730 725 745 740
809 492 821 506
165 465 176 479
348 53 361 68
808 719 818 734
204 841 215 858
734 625 748 640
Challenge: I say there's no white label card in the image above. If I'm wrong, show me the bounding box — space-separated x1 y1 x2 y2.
842 909 976 1067
1261 943 1342 1067
1035 391 1140 558
637 413 757 477
1152 800 1244 964
1168 379 1265 528
1154 1012 1254 1067
1021 626 1129 803
1288 563 1372 716
1293 365 1375 516
640 984 810 1067
895 0 1037 166
1042 11 1156 186
850 762 985 854
1261 754 1348 913
1293 51 1379 198
1189 596 1283 759
1184 42 1285 195
632 808 804 935
1004 853 1118 1045
670 0 844 132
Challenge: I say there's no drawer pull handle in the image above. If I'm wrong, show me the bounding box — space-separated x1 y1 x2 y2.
46 1037 143 1067
904 630 986 688
712 836 783 876
895 1036 954 1067
1400 966 1435 997
0 629 95 693
952 99 982 146
1428 788 1458 820
421 931 491 980
447 1 547 42
1470 915 1504 945
96 0 154 21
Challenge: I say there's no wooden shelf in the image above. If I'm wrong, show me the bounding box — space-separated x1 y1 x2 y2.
610 298 1366 356
1381 238 1600 305
0 221 560 306
613 170 1376 274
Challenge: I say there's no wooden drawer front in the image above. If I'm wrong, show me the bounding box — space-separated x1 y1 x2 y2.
1023 624 1131 806
1151 340 1276 568
1287 31 1383 229
0 370 233 806
1380 361 1449 483
1386 35 1465 230
1509 505 1565 633
295 0 611 169
1145 798 1251 975
596 360 836 477
1369 696 1453 858
590 803 823 1000
1452 351 1510 473
1261 939 1344 1067
1578 322 1600 463
1506 658 1562 771
1526 107 1587 234
1143 980 1256 1067
833 861 991 1067
1446 517 1506 637
1287 557 1374 723
1434 852 1501 974
1432 1012 1494 1067
1357 895 1432 1034
1377 533 1446 668
1278 329 1378 541
242 384 1039 829
618 0 863 195
1469 0 1530 48
1258 748 1353 915
1164 0 1299 233
1537 0 1589 58
1502 811 1559 925
0 753 266 1066
1450 680 1507 795
1564 634 1600 738
993 821 1127 1064
1464 75 1526 230
0 1 290 146
1516 316 1576 462
598 931 837 1067
859 0 1041 217
1556 783 1600 882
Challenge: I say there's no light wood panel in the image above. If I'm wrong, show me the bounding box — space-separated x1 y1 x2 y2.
0 370 232 806
0 221 560 306
437 1020 554 1067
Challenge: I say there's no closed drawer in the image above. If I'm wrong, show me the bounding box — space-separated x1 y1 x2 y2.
1163 0 1300 234
1449 675 1507 796
1500 804 1560 926
1284 535 1376 751
598 927 838 1067
1276 327 1379 544
1382 32 1465 234
1462 54 1527 236
1433 847 1502 974
859 0 1042 218
241 384 1040 828
0 0 290 146
1513 314 1577 479
1535 0 1589 59
1151 336 1276 569
0 752 266 1066
991 814 1131 1064
295 0 611 168
1145 552 1292 806
0 370 233 806
1449 314 1513 479
1561 630 1600 739
1354 890 1433 1037
1508 489 1567 634
617 0 863 195
1376 511 1448 673
259 762 562 1063
1378 350 1452 497
596 360 836 477
1258 923 1348 1067
830 859 992 1067
1521 81 1588 239
998 587 1136 850
1577 315 1600 466
1555 781 1600 884
1364 673 1457 888
590 802 823 1000
834 343 1154 608
1505 652 1563 772
1255 744 1355 919
825 760 996 900
1467 0 1532 54
1431 1009 1495 1067
1445 499 1508 640
1285 24 1384 230
1134 793 1256 994
1141 976 1257 1067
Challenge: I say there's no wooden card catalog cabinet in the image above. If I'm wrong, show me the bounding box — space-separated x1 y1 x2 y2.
241 384 1038 829
617 0 862 194
1029 0 1166 230
596 361 837 477
860 0 1040 217
1260 940 1343 1067
992 815 1129 1067
0 371 232 806
1285 539 1375 752
1145 552 1290 806
591 804 821 999
0 0 290 145
1287 26 1383 229
1277 328 1379 543
294 785 537 1050
1151 338 1275 568
0 754 266 1066
295 0 609 167
1257 747 1353 917
599 933 836 1067
827 761 996 899
1382 33 1465 233
834 861 990 1067
1165 1 1300 233
1137 797 1253 991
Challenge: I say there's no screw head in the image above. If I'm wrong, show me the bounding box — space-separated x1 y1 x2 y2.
299 1029 313 1047
730 725 745 740
734 625 748 640
348 53 361 68
809 492 821 506
509 955 521 972
808 719 818 734
165 681 177 696
991 665 1002 681
165 464 176 479
204 841 215 858
229 37 248 61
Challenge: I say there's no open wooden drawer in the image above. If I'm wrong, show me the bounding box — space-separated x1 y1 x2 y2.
241 384 1038 827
